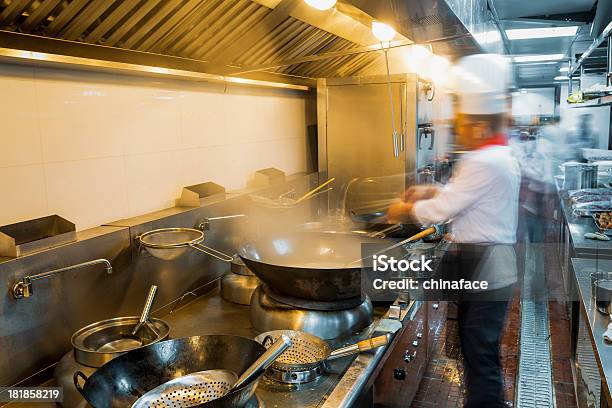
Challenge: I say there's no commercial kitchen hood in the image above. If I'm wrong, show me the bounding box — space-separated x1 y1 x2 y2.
0 0 485 89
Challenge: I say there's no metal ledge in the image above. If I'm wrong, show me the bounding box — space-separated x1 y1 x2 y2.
0 30 312 90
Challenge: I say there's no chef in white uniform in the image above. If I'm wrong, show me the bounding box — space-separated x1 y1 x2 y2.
388 54 520 408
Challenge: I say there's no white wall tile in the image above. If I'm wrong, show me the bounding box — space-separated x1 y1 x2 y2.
0 67 42 168
0 63 309 230
179 89 226 149
0 165 48 226
121 87 181 155
44 157 129 230
36 76 127 162
125 150 182 216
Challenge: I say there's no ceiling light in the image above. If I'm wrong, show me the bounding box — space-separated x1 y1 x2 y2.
554 76 569 81
559 66 569 72
372 21 396 42
506 26 579 40
304 0 336 11
513 54 565 63
520 88 528 93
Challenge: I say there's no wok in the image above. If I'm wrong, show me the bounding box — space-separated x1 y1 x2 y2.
74 335 266 408
349 210 424 238
238 231 384 302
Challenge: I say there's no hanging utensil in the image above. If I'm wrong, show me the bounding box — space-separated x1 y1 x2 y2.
383 47 399 158
131 285 159 338
138 228 234 262
130 335 292 408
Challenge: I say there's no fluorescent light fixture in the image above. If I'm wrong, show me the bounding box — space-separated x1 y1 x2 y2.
520 88 528 93
304 0 336 10
513 54 565 63
559 66 569 72
554 75 569 81
372 21 396 42
506 26 579 40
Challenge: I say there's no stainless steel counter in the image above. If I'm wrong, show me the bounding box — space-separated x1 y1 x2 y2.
571 258 612 407
163 286 408 408
6 284 412 408
559 191 612 257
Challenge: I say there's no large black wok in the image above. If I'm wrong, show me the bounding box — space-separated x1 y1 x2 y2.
74 335 266 408
238 231 383 302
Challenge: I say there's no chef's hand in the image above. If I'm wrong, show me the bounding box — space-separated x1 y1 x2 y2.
402 185 439 203
387 201 414 223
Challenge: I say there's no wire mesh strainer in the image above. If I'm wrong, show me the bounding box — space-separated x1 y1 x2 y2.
138 228 234 262
254 330 389 373
256 330 331 372
131 370 237 408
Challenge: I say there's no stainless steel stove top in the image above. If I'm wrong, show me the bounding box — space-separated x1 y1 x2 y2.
162 286 412 408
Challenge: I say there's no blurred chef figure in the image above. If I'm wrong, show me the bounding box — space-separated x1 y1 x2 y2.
388 54 520 408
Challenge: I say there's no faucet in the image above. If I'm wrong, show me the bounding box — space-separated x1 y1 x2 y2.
12 259 112 299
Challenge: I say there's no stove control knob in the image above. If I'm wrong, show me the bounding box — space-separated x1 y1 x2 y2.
394 368 406 380
403 350 416 362
433 303 439 310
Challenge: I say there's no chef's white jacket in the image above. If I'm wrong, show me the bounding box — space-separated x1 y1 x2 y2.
413 145 521 244
413 145 521 290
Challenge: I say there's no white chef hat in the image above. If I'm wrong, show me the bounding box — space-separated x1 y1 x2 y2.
452 54 511 115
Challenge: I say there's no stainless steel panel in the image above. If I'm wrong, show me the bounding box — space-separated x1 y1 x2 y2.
323 74 419 206
0 174 320 387
326 80 406 185
0 0 398 83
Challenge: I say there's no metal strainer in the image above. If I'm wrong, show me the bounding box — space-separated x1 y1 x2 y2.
131 334 291 408
138 228 234 262
255 330 389 374
131 370 237 408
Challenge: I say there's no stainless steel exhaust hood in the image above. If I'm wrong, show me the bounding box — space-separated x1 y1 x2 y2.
0 0 485 88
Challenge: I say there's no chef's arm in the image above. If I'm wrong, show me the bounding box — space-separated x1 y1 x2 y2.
412 160 490 225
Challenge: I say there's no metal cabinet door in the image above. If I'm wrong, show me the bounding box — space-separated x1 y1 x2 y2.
326 82 411 194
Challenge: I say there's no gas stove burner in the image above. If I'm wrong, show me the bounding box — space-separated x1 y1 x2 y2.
263 285 364 311
250 286 373 340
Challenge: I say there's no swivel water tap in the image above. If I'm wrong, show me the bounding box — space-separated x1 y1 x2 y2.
12 258 112 299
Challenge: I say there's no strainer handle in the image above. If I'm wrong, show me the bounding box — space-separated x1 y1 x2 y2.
189 243 234 262
234 334 292 389
327 334 389 361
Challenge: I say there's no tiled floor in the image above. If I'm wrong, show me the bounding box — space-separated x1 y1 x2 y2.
410 294 521 408
411 260 577 407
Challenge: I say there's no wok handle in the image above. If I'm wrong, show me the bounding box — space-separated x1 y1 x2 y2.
327 334 389 361
234 334 292 389
189 243 234 262
73 371 88 396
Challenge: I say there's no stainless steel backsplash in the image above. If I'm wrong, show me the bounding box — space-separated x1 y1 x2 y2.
0 173 320 387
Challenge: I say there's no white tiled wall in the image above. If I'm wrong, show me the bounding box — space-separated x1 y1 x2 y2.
0 63 309 230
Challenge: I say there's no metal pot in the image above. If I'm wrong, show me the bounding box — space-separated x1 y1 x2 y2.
595 279 612 314
71 316 169 367
591 272 612 298
563 162 598 190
